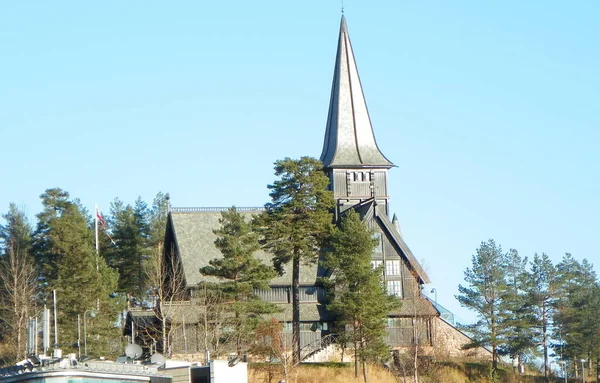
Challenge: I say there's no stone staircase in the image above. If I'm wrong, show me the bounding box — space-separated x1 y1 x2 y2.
300 334 337 364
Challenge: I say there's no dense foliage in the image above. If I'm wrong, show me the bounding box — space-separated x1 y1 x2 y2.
322 210 399 382
0 189 169 362
1 170 598 382
255 156 335 363
201 207 278 356
457 239 600 379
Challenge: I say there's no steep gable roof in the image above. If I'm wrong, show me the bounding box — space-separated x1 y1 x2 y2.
166 208 323 288
320 16 393 169
375 206 430 284
349 201 430 284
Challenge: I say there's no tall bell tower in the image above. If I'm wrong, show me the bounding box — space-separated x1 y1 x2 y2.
320 16 394 221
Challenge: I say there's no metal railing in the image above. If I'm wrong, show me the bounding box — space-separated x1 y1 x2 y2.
299 334 337 362
0 358 163 378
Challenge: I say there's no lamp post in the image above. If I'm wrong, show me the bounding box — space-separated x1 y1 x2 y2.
83 309 96 356
77 314 81 359
556 361 567 383
579 359 586 383
430 288 437 306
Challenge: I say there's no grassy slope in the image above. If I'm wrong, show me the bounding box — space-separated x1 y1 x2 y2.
249 361 568 383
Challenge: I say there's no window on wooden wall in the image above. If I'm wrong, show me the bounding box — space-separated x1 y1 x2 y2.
299 322 329 331
387 280 403 298
385 260 401 276
371 260 383 270
386 317 412 328
372 233 383 253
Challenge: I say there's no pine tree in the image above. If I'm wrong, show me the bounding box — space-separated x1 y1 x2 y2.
500 249 534 368
322 210 398 383
553 254 600 365
255 157 335 363
200 206 278 356
456 239 510 370
32 188 71 282
32 188 120 357
149 192 170 248
143 192 170 307
525 253 559 378
106 197 151 298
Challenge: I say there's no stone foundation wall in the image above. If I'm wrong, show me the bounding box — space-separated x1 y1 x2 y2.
434 317 492 360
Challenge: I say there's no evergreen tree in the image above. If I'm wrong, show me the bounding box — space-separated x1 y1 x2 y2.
321 210 398 383
200 206 278 356
143 192 170 307
553 254 600 364
32 188 71 281
106 197 151 298
525 253 559 379
0 204 37 362
32 188 120 357
149 192 170 248
500 249 535 368
456 239 509 370
0 204 33 257
255 157 335 363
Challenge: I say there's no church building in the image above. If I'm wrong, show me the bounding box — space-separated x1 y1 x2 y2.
125 16 490 362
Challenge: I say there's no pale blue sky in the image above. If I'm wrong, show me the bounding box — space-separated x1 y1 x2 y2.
1 1 598 323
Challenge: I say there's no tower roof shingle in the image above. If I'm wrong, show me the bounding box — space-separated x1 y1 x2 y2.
320 16 393 169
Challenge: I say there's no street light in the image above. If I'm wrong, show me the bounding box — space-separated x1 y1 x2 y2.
430 288 437 306
83 309 96 356
556 361 567 383
579 359 586 383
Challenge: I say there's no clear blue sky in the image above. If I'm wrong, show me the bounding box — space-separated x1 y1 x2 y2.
1 1 599 323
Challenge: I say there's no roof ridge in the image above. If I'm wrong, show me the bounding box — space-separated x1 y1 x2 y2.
170 207 266 213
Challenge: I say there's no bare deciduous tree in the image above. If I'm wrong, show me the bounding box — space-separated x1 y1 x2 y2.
144 243 187 355
252 318 295 382
195 284 234 359
0 239 38 361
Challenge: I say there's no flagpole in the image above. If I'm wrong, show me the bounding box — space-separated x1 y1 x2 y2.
94 203 99 271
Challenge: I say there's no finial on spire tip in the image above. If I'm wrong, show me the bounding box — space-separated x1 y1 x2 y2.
341 0 344 14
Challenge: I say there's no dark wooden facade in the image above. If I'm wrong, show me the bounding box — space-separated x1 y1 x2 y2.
125 15 439 356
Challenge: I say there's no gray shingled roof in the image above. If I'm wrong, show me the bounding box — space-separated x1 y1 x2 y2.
125 310 159 330
376 206 431 284
270 303 333 322
168 209 321 289
391 299 438 317
159 302 329 324
320 16 393 169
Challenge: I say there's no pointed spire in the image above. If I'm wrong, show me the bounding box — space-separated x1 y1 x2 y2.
320 16 393 169
392 213 402 237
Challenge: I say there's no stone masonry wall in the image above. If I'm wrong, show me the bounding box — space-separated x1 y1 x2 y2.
434 317 492 360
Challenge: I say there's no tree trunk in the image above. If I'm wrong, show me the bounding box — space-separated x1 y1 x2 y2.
542 317 548 382
361 341 368 383
282 353 289 382
413 318 419 383
160 302 169 355
292 254 300 364
491 312 498 370
541 301 550 382
354 338 358 378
